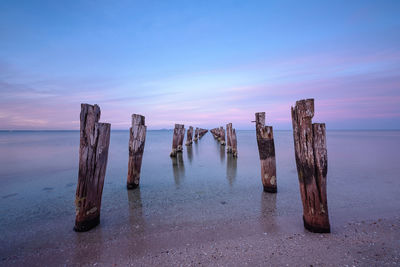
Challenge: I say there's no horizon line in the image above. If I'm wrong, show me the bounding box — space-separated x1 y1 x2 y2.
1 129 399 132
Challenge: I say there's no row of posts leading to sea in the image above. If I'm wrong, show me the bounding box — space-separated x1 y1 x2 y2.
74 98 330 234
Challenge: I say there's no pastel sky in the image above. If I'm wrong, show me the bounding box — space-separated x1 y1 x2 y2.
1 0 399 130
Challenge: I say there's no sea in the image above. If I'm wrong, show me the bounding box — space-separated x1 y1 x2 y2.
1 130 399 261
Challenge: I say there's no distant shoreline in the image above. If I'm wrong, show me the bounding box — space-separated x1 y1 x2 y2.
0 129 399 132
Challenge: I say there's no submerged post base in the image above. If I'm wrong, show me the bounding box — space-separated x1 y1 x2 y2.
74 216 100 232
170 149 177 157
263 186 277 193
303 216 331 233
127 183 139 190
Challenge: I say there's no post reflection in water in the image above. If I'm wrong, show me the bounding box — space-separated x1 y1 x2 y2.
186 145 193 164
226 154 237 186
127 188 145 232
172 153 185 187
194 139 199 156
259 192 278 233
219 145 225 164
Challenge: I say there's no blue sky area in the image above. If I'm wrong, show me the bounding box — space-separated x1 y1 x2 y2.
0 0 399 129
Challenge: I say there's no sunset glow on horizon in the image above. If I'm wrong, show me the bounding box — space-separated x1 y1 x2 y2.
0 0 399 130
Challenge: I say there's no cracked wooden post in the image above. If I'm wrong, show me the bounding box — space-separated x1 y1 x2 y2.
194 127 199 141
177 124 185 152
226 123 232 153
255 112 277 193
291 98 330 233
127 114 147 190
74 104 111 232
219 127 226 145
231 128 238 157
185 126 193 146
170 124 180 157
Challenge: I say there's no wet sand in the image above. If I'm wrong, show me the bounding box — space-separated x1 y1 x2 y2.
2 213 399 266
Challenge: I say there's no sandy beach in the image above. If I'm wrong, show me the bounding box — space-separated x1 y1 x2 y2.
2 212 399 266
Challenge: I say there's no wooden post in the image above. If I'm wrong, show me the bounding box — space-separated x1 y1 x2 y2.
231 128 238 157
226 123 232 153
255 112 277 193
127 114 147 189
74 104 111 232
212 128 219 139
185 126 193 146
220 127 226 145
199 128 208 138
194 127 199 141
203 129 208 137
211 128 216 138
170 124 179 157
176 124 185 152
291 99 330 233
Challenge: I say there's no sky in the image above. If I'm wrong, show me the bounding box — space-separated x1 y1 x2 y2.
0 0 399 130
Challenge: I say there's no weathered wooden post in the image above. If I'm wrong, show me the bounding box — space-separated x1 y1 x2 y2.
226 123 232 153
219 127 226 145
198 128 205 138
211 128 215 138
291 99 330 233
185 126 193 146
231 128 238 157
255 112 277 193
211 128 219 139
170 124 179 157
194 127 199 141
74 104 111 232
200 129 208 138
127 114 147 189
177 124 185 152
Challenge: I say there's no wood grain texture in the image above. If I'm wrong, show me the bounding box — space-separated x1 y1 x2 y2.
170 124 179 157
127 114 147 189
219 126 226 145
75 104 110 232
177 124 185 152
194 127 199 141
170 124 184 156
291 99 330 233
210 128 218 139
185 126 193 146
226 123 232 153
231 128 238 157
255 112 277 193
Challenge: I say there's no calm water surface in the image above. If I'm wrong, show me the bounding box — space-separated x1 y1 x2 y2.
1 130 399 260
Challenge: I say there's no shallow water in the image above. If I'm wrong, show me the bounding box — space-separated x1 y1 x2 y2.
1 130 400 261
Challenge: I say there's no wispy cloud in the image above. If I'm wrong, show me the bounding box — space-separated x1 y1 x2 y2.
1 45 399 130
